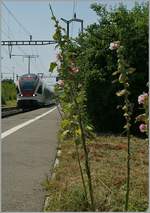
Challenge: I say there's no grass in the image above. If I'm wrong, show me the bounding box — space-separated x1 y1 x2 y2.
43 135 148 212
4 100 17 107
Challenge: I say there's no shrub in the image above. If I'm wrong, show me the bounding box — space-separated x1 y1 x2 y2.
1 80 17 105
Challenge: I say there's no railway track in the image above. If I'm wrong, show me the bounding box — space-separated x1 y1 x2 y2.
2 107 23 118
2 104 56 118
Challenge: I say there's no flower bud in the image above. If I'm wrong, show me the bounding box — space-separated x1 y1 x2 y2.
138 93 148 105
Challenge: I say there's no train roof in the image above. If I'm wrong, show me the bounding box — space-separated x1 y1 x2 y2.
20 73 39 79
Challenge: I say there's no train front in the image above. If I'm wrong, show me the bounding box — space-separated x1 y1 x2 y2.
16 74 40 109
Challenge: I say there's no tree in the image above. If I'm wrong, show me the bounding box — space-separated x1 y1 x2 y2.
74 2 148 134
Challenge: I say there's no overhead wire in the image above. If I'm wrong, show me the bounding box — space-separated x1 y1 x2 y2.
2 1 31 36
1 2 48 74
1 15 28 56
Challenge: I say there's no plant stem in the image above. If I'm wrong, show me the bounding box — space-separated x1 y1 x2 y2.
124 94 131 211
74 139 89 205
78 114 95 211
70 85 95 211
55 97 64 119
125 127 131 211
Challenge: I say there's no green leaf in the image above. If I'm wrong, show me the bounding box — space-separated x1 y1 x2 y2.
123 123 131 129
123 113 129 117
61 130 70 138
53 32 60 41
119 74 127 83
61 119 70 129
128 67 135 74
116 89 127 96
85 125 93 131
49 62 57 72
112 79 118 84
122 105 127 111
112 70 120 76
75 128 81 137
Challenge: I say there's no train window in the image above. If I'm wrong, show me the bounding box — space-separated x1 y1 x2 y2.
37 85 42 94
20 80 37 91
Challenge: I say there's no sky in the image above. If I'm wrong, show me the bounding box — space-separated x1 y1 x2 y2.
1 0 148 86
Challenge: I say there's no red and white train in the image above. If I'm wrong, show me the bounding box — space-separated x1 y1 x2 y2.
16 73 55 109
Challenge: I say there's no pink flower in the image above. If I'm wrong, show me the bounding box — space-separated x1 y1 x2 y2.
138 93 148 105
139 124 147 133
109 41 120 50
57 80 64 87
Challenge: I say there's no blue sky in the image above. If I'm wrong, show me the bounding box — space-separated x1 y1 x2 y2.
1 0 147 86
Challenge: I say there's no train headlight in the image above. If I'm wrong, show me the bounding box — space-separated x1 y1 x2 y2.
21 94 23 96
33 94 36 96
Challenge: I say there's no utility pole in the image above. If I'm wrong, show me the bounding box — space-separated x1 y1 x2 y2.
16 74 19 80
61 13 83 38
23 55 39 74
12 66 15 82
11 54 39 74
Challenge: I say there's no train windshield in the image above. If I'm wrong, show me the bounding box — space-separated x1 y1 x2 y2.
19 75 39 91
20 80 37 91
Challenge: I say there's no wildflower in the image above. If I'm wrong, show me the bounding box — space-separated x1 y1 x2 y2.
138 93 148 105
139 123 147 133
57 79 64 87
109 41 120 50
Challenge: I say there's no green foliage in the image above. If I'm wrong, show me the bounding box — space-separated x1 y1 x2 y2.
49 62 57 72
1 80 17 105
75 2 148 134
85 71 123 132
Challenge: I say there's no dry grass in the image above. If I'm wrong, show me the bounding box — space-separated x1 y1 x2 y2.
43 135 148 212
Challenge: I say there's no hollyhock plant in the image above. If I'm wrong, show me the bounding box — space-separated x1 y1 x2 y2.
139 123 147 133
138 93 148 105
137 92 149 135
110 41 134 211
